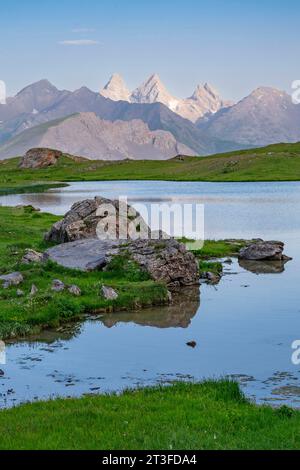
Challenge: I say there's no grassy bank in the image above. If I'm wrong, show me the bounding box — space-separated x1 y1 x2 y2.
0 206 245 340
1 143 300 196
0 380 299 450
0 206 168 339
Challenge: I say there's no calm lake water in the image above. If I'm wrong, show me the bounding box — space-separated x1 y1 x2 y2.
1 181 300 408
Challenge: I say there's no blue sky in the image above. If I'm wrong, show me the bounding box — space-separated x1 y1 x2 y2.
0 0 299 100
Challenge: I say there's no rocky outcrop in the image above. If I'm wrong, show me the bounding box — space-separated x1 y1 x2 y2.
239 240 291 261
44 238 200 289
45 197 148 244
114 238 199 289
19 148 63 169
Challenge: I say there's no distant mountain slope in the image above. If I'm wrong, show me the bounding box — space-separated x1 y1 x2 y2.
0 112 195 160
0 84 209 154
100 73 231 122
197 87 300 147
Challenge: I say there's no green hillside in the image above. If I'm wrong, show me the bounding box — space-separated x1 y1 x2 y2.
1 142 300 195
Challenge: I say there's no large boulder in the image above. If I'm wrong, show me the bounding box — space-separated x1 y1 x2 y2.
114 238 199 289
45 197 148 243
44 238 199 288
239 240 291 261
19 148 63 169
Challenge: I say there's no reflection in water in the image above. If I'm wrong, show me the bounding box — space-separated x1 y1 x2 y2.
7 323 83 346
239 259 289 274
101 287 200 329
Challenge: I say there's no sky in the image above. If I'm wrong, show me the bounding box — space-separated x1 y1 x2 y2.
0 0 299 101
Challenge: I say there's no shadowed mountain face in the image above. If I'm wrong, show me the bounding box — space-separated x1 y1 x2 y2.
197 87 300 148
0 113 195 160
1 80 300 158
0 83 208 155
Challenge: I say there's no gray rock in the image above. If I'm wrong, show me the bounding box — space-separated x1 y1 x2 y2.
117 238 199 288
0 272 23 288
44 237 199 289
16 289 24 297
22 249 43 264
44 197 149 244
101 285 118 301
51 279 65 292
44 239 121 271
30 284 38 296
68 285 81 296
239 240 290 261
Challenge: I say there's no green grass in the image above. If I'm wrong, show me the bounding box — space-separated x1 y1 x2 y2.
1 142 300 196
0 206 251 340
0 380 299 450
199 260 223 277
0 206 168 339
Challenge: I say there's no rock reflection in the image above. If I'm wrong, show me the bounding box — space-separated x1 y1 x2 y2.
19 192 64 208
239 258 289 274
101 286 200 329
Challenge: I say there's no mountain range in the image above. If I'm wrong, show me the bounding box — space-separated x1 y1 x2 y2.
0 112 194 160
100 73 232 122
0 76 299 160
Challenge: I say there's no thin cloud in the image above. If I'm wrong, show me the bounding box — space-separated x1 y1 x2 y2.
59 39 100 46
71 28 96 33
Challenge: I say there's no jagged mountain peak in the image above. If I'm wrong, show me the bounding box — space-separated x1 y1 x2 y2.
100 73 130 102
130 73 179 110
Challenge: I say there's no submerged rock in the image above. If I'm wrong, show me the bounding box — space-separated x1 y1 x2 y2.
19 148 63 169
239 240 291 261
0 272 24 288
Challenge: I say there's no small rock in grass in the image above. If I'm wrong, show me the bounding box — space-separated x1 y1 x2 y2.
68 285 81 296
0 272 24 289
22 249 43 264
16 289 24 297
30 284 38 296
101 285 118 301
51 279 65 292
186 341 197 348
